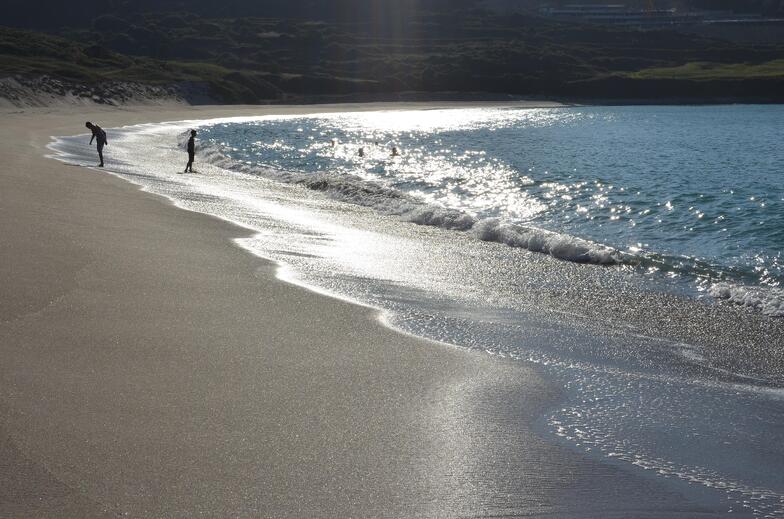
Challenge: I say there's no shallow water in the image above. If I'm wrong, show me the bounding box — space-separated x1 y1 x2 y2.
50 105 784 517
198 106 784 313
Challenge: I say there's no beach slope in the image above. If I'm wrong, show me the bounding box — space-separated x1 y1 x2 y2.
0 104 732 517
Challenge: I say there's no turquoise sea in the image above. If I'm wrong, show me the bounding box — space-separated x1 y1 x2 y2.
199 105 784 312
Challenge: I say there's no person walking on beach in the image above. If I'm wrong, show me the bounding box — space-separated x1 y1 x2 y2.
85 122 107 167
184 129 196 173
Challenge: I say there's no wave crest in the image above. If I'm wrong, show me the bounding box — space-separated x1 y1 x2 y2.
472 218 620 264
195 142 628 267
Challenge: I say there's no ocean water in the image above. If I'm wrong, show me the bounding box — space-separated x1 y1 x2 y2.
50 105 784 517
198 105 784 312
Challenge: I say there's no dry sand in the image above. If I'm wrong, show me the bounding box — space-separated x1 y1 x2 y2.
0 102 732 517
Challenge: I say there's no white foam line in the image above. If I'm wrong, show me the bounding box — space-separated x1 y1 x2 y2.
47 121 467 357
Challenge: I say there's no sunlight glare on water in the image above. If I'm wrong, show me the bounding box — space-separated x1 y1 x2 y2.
199 105 784 302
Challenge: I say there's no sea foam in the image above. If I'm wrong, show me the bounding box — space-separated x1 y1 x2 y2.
195 140 622 266
472 218 619 264
708 282 784 317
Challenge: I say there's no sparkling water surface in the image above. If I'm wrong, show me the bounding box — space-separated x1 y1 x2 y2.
200 105 784 292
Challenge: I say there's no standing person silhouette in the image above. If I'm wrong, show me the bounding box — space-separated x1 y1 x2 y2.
184 130 196 173
85 122 107 167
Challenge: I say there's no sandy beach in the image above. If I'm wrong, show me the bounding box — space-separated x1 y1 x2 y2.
0 102 740 517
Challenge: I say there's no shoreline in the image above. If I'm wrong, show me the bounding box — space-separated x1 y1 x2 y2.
0 102 749 517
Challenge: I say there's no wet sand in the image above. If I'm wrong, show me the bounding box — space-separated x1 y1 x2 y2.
0 103 737 517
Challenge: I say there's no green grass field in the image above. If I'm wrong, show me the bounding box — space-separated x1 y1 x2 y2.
628 59 784 80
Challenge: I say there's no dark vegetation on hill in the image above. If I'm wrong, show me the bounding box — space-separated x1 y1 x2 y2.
530 0 784 13
4 0 783 29
1 0 783 103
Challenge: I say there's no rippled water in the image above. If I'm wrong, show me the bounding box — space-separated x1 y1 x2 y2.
200 105 784 309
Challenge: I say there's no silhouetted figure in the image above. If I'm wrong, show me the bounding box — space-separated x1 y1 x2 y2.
184 130 196 173
391 146 399 157
85 122 107 167
358 147 365 157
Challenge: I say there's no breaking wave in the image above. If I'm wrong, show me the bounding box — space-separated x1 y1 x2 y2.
191 136 784 318
471 218 619 264
194 139 623 266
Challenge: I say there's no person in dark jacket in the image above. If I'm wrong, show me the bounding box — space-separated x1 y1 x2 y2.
184 129 196 173
85 121 107 167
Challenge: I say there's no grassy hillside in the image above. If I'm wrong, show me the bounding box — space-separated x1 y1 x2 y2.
0 27 284 102
1 8 783 103
628 59 784 80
